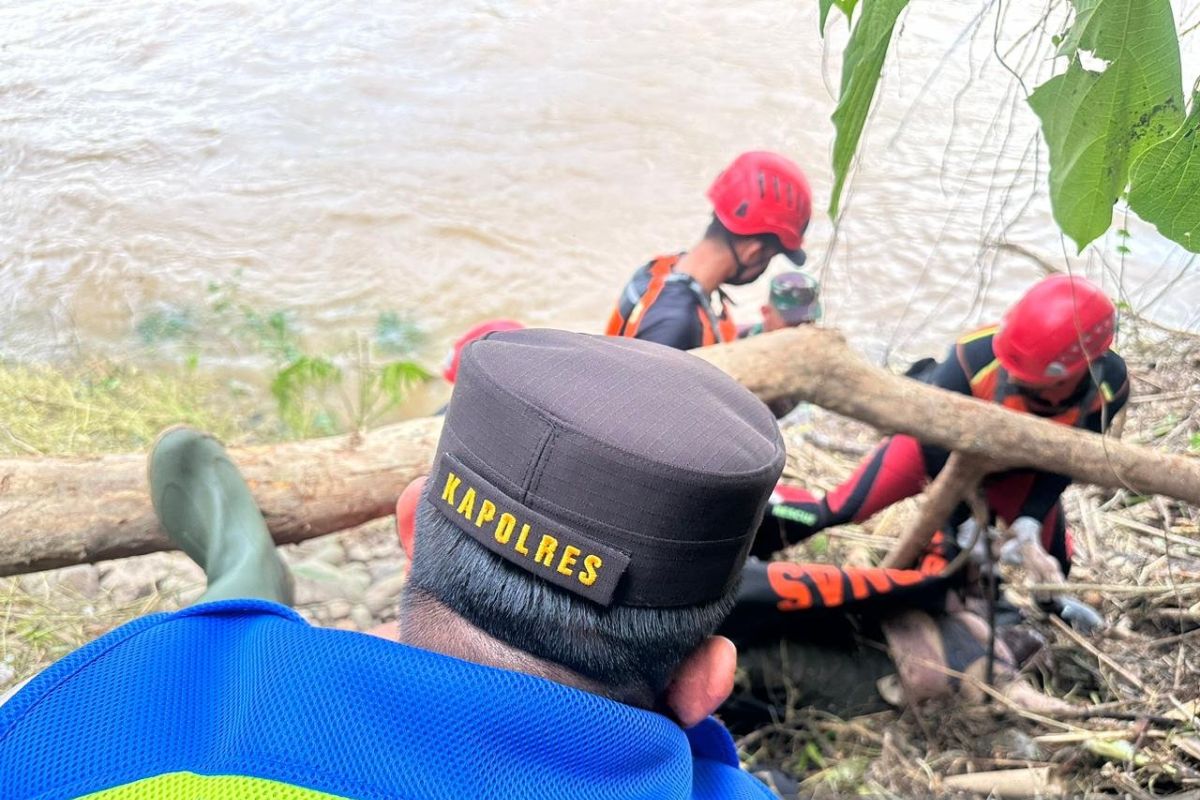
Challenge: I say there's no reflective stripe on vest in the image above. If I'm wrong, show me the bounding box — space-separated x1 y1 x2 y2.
958 327 1108 427
606 254 737 346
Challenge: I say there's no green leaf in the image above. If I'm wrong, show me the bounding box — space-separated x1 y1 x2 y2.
1028 0 1184 251
1128 95 1200 253
819 0 860 35
828 0 910 218
270 356 342 418
377 360 432 406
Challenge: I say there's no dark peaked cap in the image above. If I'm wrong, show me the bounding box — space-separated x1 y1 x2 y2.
429 328 786 608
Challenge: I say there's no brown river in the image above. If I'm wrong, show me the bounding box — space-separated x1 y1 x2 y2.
3 0 1199 384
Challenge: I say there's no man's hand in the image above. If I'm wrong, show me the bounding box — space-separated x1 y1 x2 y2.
955 518 992 568
1000 517 1066 598
1000 517 1105 633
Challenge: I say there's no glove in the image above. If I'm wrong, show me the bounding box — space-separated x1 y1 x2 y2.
770 483 820 507
1000 516 1066 601
1054 597 1105 634
999 516 1042 566
955 518 991 567
768 485 822 533
1038 596 1104 634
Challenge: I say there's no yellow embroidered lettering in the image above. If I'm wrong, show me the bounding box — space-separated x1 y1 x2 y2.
441 472 462 505
579 555 603 586
494 513 516 544
556 545 581 577
514 524 531 555
456 488 476 519
474 499 496 528
534 535 559 567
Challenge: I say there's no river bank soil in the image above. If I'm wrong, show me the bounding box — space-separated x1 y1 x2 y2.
2 330 1198 797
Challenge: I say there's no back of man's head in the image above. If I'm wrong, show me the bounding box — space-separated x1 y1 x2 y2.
404 329 785 706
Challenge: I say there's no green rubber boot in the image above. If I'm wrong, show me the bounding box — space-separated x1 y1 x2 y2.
148 427 294 606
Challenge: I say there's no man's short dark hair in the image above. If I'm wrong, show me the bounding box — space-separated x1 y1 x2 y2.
705 214 783 254
405 499 739 703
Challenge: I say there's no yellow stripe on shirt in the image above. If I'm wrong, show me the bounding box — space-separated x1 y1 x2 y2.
83 772 348 800
957 324 999 346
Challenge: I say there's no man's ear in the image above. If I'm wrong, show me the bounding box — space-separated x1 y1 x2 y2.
739 238 768 267
395 476 427 562
664 635 737 729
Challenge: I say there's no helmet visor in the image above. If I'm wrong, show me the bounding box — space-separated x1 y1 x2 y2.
783 247 807 266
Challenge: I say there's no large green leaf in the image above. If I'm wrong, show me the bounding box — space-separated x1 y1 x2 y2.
1028 0 1183 252
828 0 909 218
819 0 860 36
1129 95 1200 253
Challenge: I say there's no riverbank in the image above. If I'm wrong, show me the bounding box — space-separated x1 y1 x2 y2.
744 329 1200 798
1 329 1198 797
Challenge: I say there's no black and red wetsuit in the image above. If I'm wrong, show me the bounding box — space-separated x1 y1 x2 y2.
754 326 1130 573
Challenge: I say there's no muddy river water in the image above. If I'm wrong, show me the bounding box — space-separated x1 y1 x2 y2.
3 0 1198 383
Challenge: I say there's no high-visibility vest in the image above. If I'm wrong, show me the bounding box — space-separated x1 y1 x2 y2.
606 254 738 347
957 326 1113 427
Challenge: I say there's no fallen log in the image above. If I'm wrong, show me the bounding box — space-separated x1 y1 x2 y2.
697 327 1200 506
701 328 1200 569
0 419 442 576
0 326 1197 577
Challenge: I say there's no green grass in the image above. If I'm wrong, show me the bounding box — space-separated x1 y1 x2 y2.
0 359 257 456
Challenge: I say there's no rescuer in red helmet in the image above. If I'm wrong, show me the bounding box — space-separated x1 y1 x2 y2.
442 319 526 384
758 275 1129 584
607 151 813 350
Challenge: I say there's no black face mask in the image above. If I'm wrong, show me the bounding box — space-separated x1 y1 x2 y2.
725 232 772 286
1009 374 1086 414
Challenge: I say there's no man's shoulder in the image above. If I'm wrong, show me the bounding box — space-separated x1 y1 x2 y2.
1097 349 1128 384
1 599 763 799
635 280 706 349
954 325 1000 374
686 718 777 798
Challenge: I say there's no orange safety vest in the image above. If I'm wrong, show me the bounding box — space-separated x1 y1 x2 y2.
957 326 1114 427
606 255 738 346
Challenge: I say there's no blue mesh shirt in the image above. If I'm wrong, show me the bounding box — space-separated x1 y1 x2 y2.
0 599 776 799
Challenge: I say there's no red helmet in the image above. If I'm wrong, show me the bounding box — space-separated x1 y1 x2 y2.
994 276 1116 386
707 151 812 265
442 319 525 383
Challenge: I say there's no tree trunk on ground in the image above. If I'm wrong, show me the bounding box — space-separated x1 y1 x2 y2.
0 419 442 576
1 326 1197 577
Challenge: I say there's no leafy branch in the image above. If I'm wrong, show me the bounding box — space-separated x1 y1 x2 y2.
821 0 1199 254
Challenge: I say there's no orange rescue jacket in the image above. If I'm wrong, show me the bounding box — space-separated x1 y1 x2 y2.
956 326 1115 427
606 254 738 346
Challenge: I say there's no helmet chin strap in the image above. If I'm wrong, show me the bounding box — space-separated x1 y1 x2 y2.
723 230 763 286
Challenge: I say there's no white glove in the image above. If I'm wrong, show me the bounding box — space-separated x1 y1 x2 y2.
955 518 991 566
1054 597 1104 634
1000 516 1042 565
1001 516 1066 595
